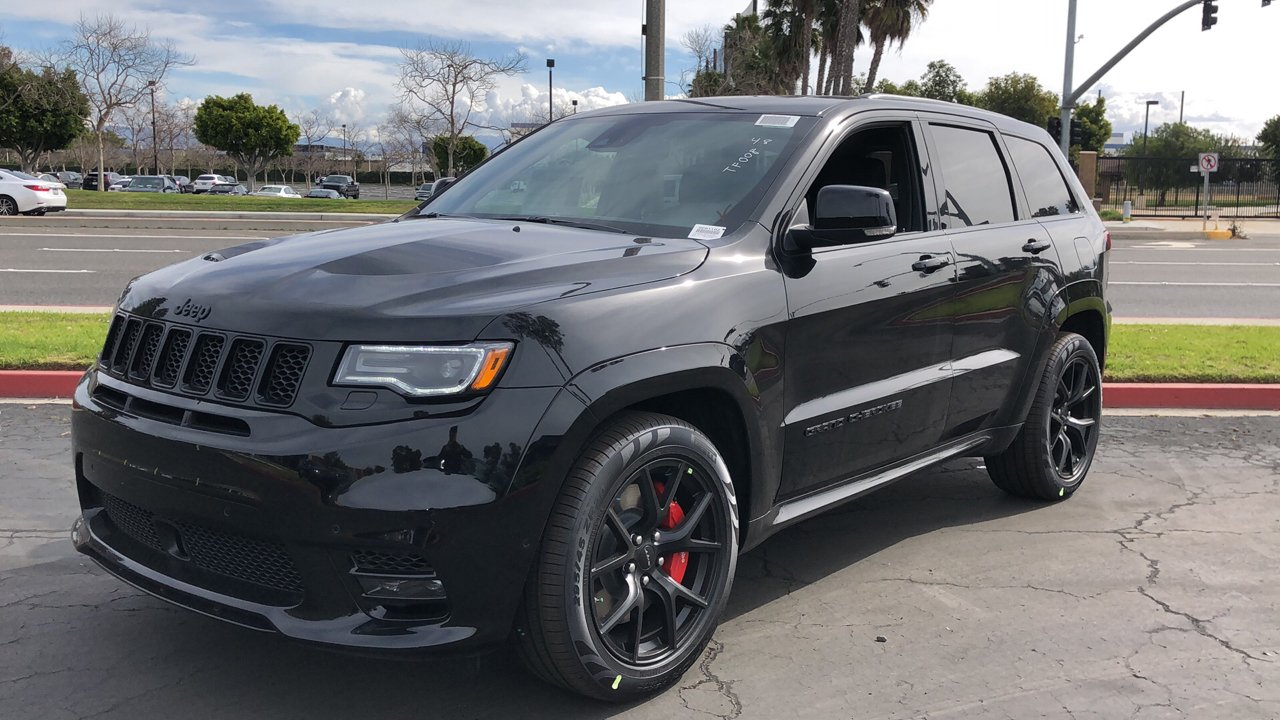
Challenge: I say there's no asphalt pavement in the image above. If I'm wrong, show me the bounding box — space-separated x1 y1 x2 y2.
2 404 1278 719
1 220 1279 316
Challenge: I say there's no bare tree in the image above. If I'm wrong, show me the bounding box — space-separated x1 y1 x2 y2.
293 109 333 185
120 103 149 172
60 13 191 189
681 24 718 70
397 39 525 176
388 103 443 180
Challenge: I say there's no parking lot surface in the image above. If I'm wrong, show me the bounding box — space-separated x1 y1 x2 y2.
1 405 1277 719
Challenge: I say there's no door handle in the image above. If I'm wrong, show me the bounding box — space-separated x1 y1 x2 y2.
1022 238 1052 254
911 255 951 273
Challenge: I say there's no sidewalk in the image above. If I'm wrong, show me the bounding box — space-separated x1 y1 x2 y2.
1107 217 1280 240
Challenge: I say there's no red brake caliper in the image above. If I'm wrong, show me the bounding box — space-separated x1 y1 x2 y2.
654 482 689 585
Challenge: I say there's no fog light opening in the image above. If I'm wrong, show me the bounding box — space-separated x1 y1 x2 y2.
358 575 447 601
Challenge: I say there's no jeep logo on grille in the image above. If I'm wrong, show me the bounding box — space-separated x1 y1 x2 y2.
173 298 212 323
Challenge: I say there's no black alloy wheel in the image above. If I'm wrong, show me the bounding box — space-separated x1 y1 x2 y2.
987 332 1102 500
589 457 727 666
516 412 738 701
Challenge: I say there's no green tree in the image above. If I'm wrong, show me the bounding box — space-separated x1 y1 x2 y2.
193 93 299 189
0 63 89 172
1071 95 1112 154
1123 122 1223 204
976 72 1059 126
862 0 933 91
917 60 970 104
431 135 487 175
1259 115 1280 182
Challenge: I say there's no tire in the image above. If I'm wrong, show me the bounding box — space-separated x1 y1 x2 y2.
986 332 1102 501
515 411 739 701
0 196 17 216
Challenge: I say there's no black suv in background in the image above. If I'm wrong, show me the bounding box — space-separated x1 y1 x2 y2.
319 174 359 198
81 171 121 191
71 96 1109 701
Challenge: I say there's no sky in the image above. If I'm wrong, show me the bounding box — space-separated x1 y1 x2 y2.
0 0 1274 143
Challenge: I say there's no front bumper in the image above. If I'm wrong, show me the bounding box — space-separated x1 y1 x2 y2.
72 370 582 653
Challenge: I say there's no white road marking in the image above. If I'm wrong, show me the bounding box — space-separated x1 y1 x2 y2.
1114 247 1280 253
0 232 266 240
0 268 95 274
1112 281 1280 287
40 247 185 254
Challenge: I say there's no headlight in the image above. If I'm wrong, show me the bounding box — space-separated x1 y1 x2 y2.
333 342 513 397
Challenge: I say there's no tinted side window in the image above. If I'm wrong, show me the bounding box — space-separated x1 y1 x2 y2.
930 124 1016 228
1006 135 1080 217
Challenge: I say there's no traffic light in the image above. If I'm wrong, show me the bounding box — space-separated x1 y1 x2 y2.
1202 0 1219 30
1070 119 1084 146
1047 117 1062 143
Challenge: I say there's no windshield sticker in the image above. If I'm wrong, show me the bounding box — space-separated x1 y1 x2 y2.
755 114 800 128
689 224 726 240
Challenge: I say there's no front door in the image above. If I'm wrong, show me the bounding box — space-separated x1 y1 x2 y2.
778 119 957 500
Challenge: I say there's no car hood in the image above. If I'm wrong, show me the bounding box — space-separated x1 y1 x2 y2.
118 217 708 342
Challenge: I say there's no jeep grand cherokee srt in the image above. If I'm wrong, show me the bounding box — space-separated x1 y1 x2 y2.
71 95 1110 701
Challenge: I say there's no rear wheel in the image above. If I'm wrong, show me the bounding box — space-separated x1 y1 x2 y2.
986 332 1101 500
0 196 17 215
515 412 738 701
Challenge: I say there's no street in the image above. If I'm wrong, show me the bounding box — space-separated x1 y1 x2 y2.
1 220 1279 316
2 404 1278 719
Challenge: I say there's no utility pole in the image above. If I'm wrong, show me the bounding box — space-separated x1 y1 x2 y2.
1179 90 1185 123
546 59 555 121
643 0 665 101
147 80 159 174
1059 0 1078 155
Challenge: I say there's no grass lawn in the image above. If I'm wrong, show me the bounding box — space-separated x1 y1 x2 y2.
64 189 417 215
3 313 1280 383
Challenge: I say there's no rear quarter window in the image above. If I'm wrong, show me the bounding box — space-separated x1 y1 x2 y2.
1006 135 1080 218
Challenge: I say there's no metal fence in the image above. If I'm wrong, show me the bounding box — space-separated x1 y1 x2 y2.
1095 156 1280 218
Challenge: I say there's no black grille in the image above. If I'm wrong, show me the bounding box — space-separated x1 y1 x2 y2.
258 344 310 407
173 520 305 594
128 323 165 381
151 329 191 388
111 318 144 374
102 492 161 551
182 333 225 394
98 312 312 412
351 549 433 575
217 339 264 400
97 489 304 595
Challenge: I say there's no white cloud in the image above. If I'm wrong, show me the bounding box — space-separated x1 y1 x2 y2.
469 83 630 131
326 87 368 125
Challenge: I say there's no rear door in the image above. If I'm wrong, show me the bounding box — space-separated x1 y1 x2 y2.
777 114 957 499
919 116 1066 438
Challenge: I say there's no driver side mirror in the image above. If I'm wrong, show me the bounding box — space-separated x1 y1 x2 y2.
785 185 897 252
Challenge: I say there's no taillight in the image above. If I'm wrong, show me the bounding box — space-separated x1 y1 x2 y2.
1103 230 1111 252
23 184 51 192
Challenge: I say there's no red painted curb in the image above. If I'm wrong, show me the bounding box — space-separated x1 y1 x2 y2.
0 372 1277 410
0 370 85 398
1103 383 1280 410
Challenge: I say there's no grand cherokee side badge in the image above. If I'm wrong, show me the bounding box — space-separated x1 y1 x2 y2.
804 399 903 437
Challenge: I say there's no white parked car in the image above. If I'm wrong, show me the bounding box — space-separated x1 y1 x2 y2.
250 185 302 198
0 169 69 216
191 174 225 193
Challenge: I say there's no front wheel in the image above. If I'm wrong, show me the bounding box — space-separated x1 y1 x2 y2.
515 412 739 701
986 332 1102 500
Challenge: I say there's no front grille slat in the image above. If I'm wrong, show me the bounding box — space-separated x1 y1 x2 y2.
351 549 433 575
98 312 312 414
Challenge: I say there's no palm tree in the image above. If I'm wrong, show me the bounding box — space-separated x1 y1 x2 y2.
763 0 820 93
861 0 932 92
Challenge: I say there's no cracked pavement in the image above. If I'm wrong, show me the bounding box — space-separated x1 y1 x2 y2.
1 404 1277 719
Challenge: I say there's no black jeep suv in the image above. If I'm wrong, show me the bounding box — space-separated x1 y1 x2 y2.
71 96 1109 700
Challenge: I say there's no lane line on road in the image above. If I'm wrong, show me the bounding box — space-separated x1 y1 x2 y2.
0 268 95 274
1112 281 1280 287
40 247 185 254
1113 317 1280 326
0 232 267 240
1114 247 1280 253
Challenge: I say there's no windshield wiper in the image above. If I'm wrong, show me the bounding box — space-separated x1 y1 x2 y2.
494 216 630 234
409 211 472 220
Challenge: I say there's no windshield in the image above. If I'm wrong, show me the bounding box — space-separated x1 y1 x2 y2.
417 111 814 238
131 177 162 188
323 175 350 183
259 186 281 193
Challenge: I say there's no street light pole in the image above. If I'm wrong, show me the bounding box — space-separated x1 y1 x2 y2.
1059 0 1078 156
342 123 348 177
1142 100 1159 154
546 59 555 122
147 80 159 174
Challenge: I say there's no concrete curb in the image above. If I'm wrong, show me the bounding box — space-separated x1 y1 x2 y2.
59 209 399 221
2 371 1279 410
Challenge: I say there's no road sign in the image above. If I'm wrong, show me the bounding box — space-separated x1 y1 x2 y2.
1199 152 1219 173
